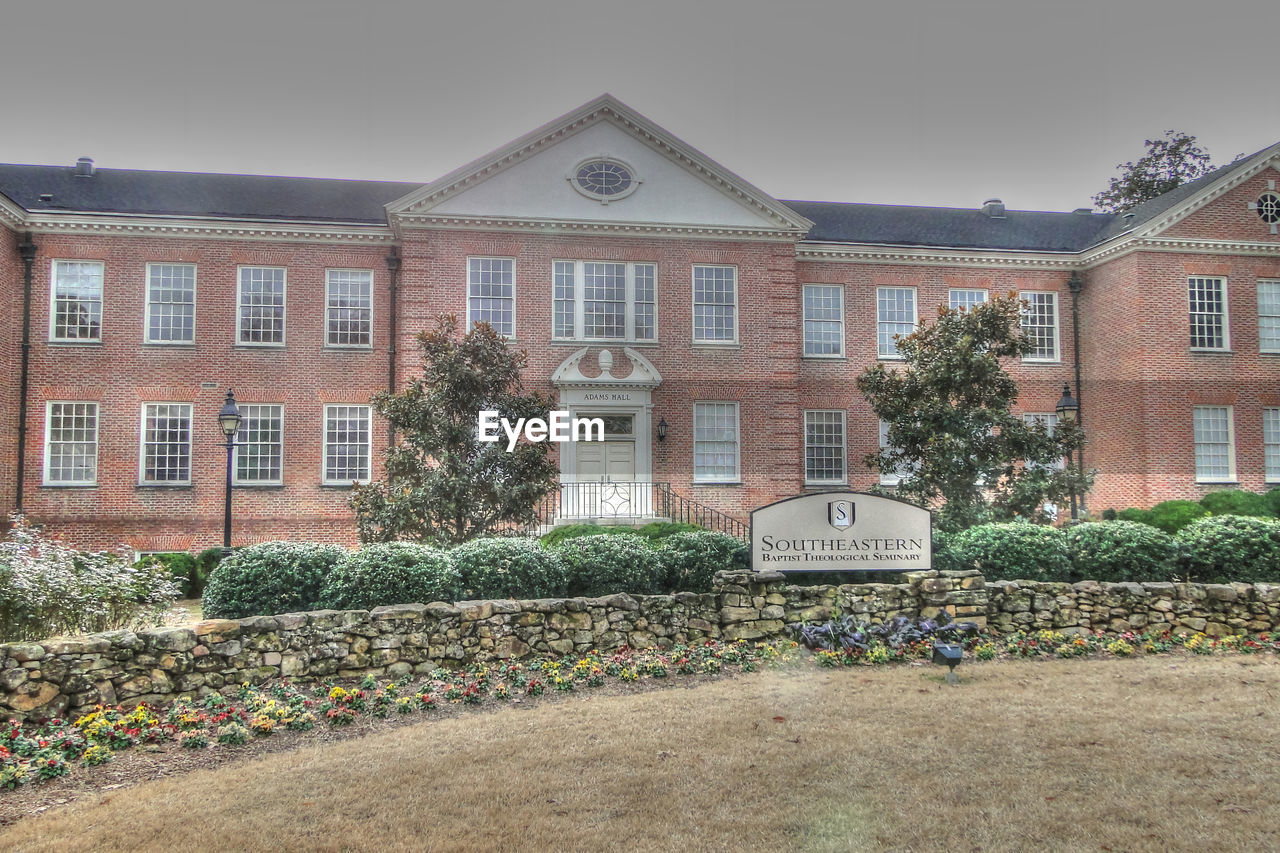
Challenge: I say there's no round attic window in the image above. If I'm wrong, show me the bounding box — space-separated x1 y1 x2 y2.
1257 192 1280 225
570 158 639 203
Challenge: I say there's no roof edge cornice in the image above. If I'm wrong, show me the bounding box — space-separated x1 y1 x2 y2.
399 213 802 242
797 241 1080 270
19 212 395 244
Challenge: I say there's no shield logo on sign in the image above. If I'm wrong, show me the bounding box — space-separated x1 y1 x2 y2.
828 500 854 530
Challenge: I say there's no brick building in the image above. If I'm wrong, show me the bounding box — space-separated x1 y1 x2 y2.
2 95 1278 551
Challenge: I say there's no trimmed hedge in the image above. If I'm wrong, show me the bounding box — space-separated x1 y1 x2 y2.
948 523 1072 582
203 542 345 619
1176 515 1280 584
1145 500 1210 534
1199 489 1275 519
538 524 637 548
1064 521 1178 583
555 533 667 598
659 531 747 593
320 543 461 611
451 537 568 599
134 552 199 597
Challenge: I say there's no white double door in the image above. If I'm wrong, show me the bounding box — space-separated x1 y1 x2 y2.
566 414 650 518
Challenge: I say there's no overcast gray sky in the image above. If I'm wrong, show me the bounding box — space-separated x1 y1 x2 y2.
6 0 1278 212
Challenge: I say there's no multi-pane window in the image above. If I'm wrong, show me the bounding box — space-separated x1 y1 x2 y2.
145 263 195 343
949 288 987 312
324 405 372 484
326 270 372 347
235 404 283 485
44 402 98 485
1188 277 1227 349
51 261 104 342
1020 292 1059 361
693 402 739 482
1265 408 1280 483
692 265 736 343
1023 413 1064 470
878 420 914 486
876 287 916 358
1193 406 1234 482
803 285 844 356
552 261 656 341
140 403 192 485
1258 281 1280 353
804 410 846 484
467 258 514 336
238 267 286 345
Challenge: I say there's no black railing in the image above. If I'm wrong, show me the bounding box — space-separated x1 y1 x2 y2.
528 481 749 541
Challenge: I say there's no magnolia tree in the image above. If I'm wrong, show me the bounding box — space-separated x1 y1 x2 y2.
0 515 180 642
350 315 558 544
857 294 1091 531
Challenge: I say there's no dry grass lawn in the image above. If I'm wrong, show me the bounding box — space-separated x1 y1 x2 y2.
2 654 1278 852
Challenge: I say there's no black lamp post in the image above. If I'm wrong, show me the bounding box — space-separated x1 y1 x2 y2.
218 390 242 556
1055 382 1080 522
657 418 668 442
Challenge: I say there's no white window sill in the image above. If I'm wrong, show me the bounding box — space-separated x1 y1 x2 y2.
42 482 97 488
691 341 740 348
550 339 659 347
692 480 742 486
1194 479 1238 485
233 483 285 489
48 340 103 347
1190 348 1234 354
1021 358 1061 365
805 481 848 488
137 483 193 489
323 345 375 352
142 341 196 347
236 343 287 349
802 354 846 361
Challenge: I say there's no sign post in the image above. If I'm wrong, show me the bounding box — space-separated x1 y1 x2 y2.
750 491 932 572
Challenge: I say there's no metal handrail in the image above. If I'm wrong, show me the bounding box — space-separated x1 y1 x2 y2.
527 481 749 541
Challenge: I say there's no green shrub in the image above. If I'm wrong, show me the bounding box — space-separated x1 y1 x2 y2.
1100 509 1118 521
1265 487 1280 517
633 521 703 542
948 523 1071 582
451 538 567 599
1199 489 1275 518
202 542 345 618
1145 500 1209 534
658 531 746 592
320 543 461 611
1176 515 1280 584
539 523 636 548
1064 521 1178 583
930 530 964 574
194 547 231 598
134 552 198 596
557 533 666 597
1115 507 1154 527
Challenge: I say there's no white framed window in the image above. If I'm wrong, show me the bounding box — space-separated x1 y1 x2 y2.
692 265 737 343
1020 291 1059 361
140 403 192 485
43 401 98 485
1023 413 1065 470
50 260 104 342
144 263 196 344
804 410 846 485
1258 281 1280 353
323 405 372 485
1264 408 1280 483
877 419 915 486
876 287 916 358
1193 406 1235 483
235 404 284 485
326 270 373 348
1188 277 1228 350
467 257 515 336
552 261 656 341
949 288 987 312
802 285 844 356
237 267 286 346
693 402 739 482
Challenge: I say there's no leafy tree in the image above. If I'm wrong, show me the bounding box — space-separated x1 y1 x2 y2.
350 315 558 544
1093 131 1213 214
856 294 1090 531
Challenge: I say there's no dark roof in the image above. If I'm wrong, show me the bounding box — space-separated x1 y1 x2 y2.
784 200 1115 252
0 163 419 225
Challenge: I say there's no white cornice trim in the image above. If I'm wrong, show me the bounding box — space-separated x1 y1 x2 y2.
1081 236 1280 267
386 94 813 235
397 213 802 242
797 241 1079 270
0 194 26 230
19 212 395 244
1135 146 1280 240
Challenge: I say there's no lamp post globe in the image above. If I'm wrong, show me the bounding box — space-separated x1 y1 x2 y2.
219 390 242 556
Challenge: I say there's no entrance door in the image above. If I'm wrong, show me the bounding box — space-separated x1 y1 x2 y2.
565 414 648 518
576 440 636 481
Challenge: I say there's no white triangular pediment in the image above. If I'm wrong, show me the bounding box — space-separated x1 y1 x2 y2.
552 347 661 389
1133 143 1280 240
388 95 811 236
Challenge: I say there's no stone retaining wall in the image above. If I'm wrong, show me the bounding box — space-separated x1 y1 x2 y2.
6 570 1279 721
0 569 980 721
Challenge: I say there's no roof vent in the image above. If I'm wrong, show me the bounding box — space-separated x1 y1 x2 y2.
1072 207 1093 215
38 193 53 204
74 157 94 177
1122 212 1136 225
981 198 1005 218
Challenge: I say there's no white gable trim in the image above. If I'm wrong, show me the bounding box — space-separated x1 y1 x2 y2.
1133 144 1280 240
386 94 813 235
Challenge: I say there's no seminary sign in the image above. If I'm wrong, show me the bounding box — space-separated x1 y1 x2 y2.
750 491 932 571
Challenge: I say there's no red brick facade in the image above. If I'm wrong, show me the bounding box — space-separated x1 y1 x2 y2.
2 98 1279 550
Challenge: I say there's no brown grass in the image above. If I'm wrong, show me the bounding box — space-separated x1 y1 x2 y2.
3 655 1279 852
